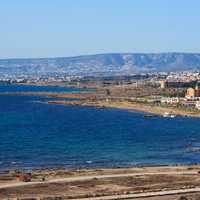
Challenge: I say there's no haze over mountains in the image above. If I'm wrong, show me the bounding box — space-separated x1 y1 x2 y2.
1 53 200 76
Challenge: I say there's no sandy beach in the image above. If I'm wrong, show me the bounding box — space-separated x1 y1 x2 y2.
47 99 200 118
2 90 200 117
3 74 200 119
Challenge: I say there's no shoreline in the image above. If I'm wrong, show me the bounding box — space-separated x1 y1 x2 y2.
1 86 200 199
47 99 200 118
1 164 200 199
1 83 200 117
0 162 198 174
1 89 200 175
1 90 200 117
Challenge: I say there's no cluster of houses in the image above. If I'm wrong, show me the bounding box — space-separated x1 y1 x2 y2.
161 83 200 110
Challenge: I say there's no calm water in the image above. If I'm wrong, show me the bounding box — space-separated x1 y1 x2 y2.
0 83 86 93
0 84 200 171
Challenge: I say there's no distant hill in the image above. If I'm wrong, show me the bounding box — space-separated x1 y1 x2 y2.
1 53 200 76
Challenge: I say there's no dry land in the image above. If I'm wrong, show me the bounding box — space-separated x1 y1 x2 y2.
47 99 200 117
1 165 200 199
3 90 199 117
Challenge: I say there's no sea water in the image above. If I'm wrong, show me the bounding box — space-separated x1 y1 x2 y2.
0 84 200 171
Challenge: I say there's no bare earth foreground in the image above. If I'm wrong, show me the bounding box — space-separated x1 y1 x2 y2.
1 165 200 199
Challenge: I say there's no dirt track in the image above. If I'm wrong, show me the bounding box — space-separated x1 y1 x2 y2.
1 166 200 199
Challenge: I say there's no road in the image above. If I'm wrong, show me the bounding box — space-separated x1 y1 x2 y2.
0 170 198 190
78 187 200 200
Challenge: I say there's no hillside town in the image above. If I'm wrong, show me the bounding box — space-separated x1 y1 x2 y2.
0 70 200 84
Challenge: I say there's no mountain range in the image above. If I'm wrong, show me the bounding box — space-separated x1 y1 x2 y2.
1 53 200 76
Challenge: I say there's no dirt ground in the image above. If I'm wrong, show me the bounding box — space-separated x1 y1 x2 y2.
138 193 200 200
1 165 200 199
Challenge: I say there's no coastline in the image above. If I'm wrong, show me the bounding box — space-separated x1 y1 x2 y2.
1 86 200 199
47 99 200 118
1 90 200 117
1 165 200 199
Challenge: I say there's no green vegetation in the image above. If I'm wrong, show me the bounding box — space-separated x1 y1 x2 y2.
162 91 185 98
160 103 200 113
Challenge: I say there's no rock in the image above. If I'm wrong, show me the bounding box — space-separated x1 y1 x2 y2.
178 196 189 200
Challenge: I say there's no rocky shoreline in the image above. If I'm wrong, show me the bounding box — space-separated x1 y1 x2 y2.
1 90 200 117
47 99 200 118
1 165 200 199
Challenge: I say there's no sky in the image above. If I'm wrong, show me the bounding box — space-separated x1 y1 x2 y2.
0 0 200 58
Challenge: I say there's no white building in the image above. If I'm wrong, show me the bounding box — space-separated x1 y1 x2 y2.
196 102 200 110
161 97 180 104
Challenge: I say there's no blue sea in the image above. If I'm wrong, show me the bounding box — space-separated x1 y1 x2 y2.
0 84 200 171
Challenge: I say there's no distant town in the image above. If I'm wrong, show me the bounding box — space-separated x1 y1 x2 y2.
2 70 200 115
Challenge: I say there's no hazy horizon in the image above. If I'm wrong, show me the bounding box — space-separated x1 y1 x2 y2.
3 51 200 60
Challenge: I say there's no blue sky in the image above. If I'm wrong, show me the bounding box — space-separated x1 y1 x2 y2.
0 0 200 58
